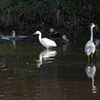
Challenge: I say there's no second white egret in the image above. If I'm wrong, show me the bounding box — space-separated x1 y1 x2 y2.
85 23 96 60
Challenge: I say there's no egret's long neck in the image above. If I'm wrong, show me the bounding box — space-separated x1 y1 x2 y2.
90 27 93 41
38 33 42 41
12 32 16 37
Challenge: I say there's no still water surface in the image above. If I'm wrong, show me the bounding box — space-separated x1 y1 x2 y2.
0 34 100 100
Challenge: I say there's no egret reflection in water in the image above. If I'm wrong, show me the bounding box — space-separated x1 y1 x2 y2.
36 49 57 68
85 63 97 93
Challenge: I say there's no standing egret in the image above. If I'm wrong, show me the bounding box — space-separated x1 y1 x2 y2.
85 23 96 61
34 31 57 49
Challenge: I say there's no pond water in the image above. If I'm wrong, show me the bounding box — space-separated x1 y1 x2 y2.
0 32 100 100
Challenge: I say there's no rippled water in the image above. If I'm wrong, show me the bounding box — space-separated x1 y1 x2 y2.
0 33 100 100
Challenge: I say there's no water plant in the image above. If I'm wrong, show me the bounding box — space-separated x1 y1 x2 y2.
0 0 99 30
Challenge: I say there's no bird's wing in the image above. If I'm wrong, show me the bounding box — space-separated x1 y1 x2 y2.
85 40 96 54
42 38 57 46
1 36 10 40
17 35 29 38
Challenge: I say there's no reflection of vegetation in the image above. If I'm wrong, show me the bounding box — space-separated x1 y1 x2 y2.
0 54 39 79
0 0 99 30
0 42 43 79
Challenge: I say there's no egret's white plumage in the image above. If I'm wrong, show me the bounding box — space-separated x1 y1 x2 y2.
34 31 57 49
85 23 96 56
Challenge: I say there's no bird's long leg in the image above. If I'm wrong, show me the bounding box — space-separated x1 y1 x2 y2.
91 54 93 64
87 55 90 65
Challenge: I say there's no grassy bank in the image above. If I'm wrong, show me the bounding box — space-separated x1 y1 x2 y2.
0 0 100 31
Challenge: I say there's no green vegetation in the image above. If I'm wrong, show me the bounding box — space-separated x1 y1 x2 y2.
0 0 100 30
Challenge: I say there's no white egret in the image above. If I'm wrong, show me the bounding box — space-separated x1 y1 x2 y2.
34 31 57 49
85 23 96 60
